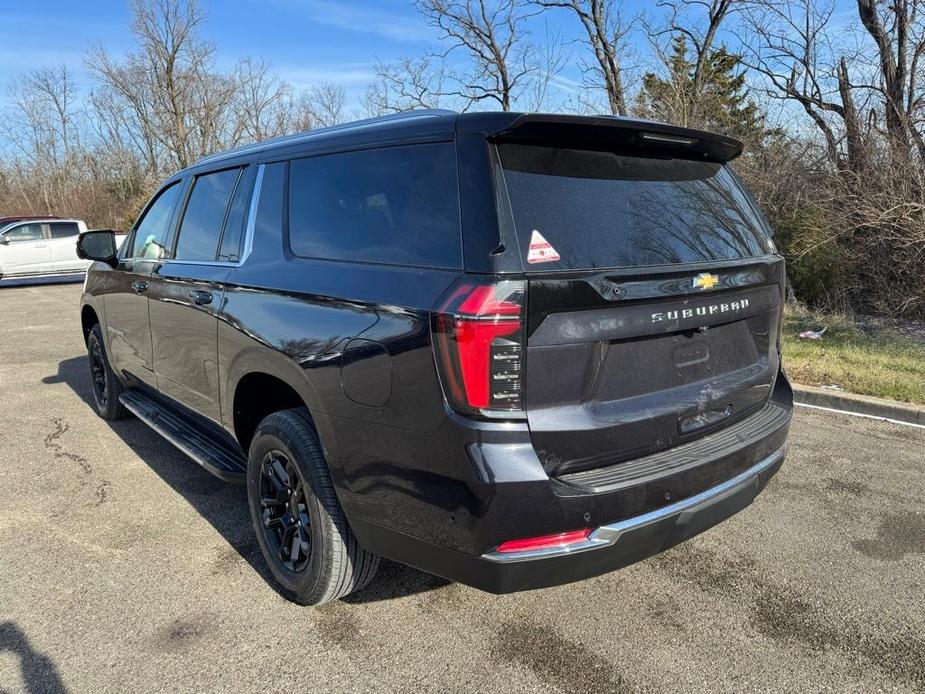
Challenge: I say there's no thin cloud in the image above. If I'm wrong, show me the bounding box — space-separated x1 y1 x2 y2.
277 64 377 89
283 0 431 42
549 74 583 95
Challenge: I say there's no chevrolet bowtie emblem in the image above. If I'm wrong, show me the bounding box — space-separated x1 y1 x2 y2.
692 273 719 290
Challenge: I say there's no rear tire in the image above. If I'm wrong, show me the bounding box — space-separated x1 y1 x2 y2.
247 408 379 605
87 324 127 421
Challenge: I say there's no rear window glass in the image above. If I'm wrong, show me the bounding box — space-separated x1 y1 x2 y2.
288 143 461 268
498 144 773 270
175 168 241 261
49 222 79 239
217 167 253 262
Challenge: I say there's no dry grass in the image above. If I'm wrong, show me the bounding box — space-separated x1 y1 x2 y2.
782 305 925 405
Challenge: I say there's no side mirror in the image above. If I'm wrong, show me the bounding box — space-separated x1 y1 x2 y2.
0 236 9 246
77 230 118 267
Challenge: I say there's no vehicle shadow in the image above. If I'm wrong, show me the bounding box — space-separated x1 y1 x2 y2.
43 357 450 604
0 621 68 694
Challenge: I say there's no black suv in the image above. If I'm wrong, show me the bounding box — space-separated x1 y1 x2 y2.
77 110 791 605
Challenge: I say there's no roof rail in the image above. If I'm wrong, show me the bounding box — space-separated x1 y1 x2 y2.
194 109 458 168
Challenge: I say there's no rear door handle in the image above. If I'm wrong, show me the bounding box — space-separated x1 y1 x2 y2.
131 280 148 294
189 290 213 306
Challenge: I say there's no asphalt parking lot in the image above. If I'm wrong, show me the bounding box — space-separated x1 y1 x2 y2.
1 283 923 694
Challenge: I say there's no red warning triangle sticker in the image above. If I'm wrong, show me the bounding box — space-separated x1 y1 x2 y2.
526 230 561 264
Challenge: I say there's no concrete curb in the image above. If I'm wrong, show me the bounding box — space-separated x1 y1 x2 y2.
793 384 925 426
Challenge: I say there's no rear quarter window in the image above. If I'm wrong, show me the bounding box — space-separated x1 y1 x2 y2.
497 143 773 270
287 143 461 269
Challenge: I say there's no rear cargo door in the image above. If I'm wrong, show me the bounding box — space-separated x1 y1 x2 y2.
495 141 785 476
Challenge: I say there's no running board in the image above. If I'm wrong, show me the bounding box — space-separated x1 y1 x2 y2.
119 390 247 484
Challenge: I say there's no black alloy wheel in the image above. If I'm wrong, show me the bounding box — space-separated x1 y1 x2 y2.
86 323 126 421
259 449 312 572
89 338 108 406
246 408 380 605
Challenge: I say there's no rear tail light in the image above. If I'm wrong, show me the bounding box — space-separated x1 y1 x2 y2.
432 279 525 418
495 529 592 554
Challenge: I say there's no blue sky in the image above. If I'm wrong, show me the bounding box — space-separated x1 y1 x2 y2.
0 0 860 114
0 1 430 90
0 0 679 112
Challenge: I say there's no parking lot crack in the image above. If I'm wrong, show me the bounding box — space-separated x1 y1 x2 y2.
43 417 92 476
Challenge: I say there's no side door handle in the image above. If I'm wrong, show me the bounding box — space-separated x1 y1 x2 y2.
189 290 213 306
131 280 148 294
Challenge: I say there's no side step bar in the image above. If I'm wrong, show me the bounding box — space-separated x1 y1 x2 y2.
119 390 248 484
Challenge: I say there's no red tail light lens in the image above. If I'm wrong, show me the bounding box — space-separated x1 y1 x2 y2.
432 279 525 417
496 529 592 554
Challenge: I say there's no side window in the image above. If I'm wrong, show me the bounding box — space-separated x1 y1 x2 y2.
175 168 242 261
3 223 44 243
287 143 461 268
131 182 183 260
253 162 285 247
49 222 80 239
217 166 254 262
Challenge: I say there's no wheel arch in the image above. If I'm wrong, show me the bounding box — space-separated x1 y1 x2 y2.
231 371 317 453
221 335 347 501
81 303 100 344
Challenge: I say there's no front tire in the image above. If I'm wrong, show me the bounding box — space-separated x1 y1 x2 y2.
247 408 380 605
87 324 127 420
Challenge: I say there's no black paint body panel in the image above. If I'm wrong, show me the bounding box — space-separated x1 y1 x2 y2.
80 111 792 593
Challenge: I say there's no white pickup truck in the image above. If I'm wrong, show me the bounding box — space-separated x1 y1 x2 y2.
0 218 126 279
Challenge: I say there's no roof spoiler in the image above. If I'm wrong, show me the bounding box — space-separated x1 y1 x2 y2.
488 114 743 163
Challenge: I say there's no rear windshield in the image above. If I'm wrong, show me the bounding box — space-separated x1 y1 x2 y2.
497 143 773 270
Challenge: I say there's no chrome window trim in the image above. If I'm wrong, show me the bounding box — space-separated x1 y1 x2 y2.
154 163 265 270
240 162 264 265
481 445 786 563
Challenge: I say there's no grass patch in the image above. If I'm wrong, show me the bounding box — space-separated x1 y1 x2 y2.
782 306 925 405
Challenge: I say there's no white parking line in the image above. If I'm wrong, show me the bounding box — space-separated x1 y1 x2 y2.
795 401 925 429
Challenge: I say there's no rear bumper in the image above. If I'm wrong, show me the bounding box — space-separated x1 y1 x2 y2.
490 441 782 554
352 445 785 593
338 373 792 593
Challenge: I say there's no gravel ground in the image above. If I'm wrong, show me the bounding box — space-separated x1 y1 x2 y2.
1 283 923 694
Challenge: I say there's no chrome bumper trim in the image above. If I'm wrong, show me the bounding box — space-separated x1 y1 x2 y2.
481 445 786 563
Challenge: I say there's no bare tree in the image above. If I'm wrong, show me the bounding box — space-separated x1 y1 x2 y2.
306 82 347 127
87 0 236 173
743 0 866 170
2 66 82 166
233 57 300 142
0 64 151 227
745 0 925 170
0 65 87 213
366 57 449 114
856 0 925 163
532 0 633 115
416 0 540 110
